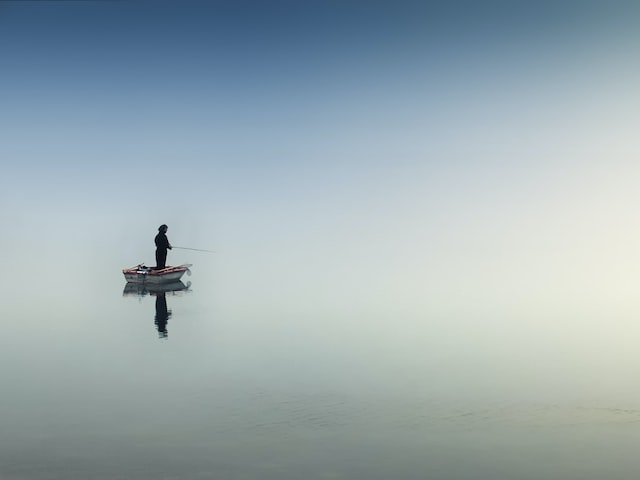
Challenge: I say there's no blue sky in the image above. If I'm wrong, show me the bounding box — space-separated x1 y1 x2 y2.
2 1 640 313
2 1 638 176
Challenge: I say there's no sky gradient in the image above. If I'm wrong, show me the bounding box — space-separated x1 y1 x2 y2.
2 0 640 319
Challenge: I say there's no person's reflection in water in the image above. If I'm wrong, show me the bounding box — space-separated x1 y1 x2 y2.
154 293 172 338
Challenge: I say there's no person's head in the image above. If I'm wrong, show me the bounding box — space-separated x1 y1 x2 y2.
158 224 168 233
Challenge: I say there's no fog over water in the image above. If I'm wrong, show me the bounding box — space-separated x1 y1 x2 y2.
2 1 640 478
3 196 640 478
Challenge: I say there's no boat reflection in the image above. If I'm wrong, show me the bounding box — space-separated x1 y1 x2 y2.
123 280 191 339
122 280 191 297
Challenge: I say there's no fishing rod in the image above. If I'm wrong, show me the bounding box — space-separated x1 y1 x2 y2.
172 246 216 253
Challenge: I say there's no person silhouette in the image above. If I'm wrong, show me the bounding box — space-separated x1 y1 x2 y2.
155 224 172 269
154 293 171 338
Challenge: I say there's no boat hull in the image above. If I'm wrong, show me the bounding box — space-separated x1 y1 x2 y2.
122 264 191 284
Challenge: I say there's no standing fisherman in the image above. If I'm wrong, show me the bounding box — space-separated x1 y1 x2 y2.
155 224 172 269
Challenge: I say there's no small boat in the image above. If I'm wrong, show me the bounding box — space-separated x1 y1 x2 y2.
122 264 192 284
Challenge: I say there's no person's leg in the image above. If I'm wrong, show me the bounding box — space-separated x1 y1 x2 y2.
156 249 167 269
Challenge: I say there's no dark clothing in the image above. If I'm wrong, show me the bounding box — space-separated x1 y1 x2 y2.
155 232 171 250
156 249 167 270
155 232 171 269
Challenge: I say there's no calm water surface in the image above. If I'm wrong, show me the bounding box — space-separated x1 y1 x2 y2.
2 246 640 480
